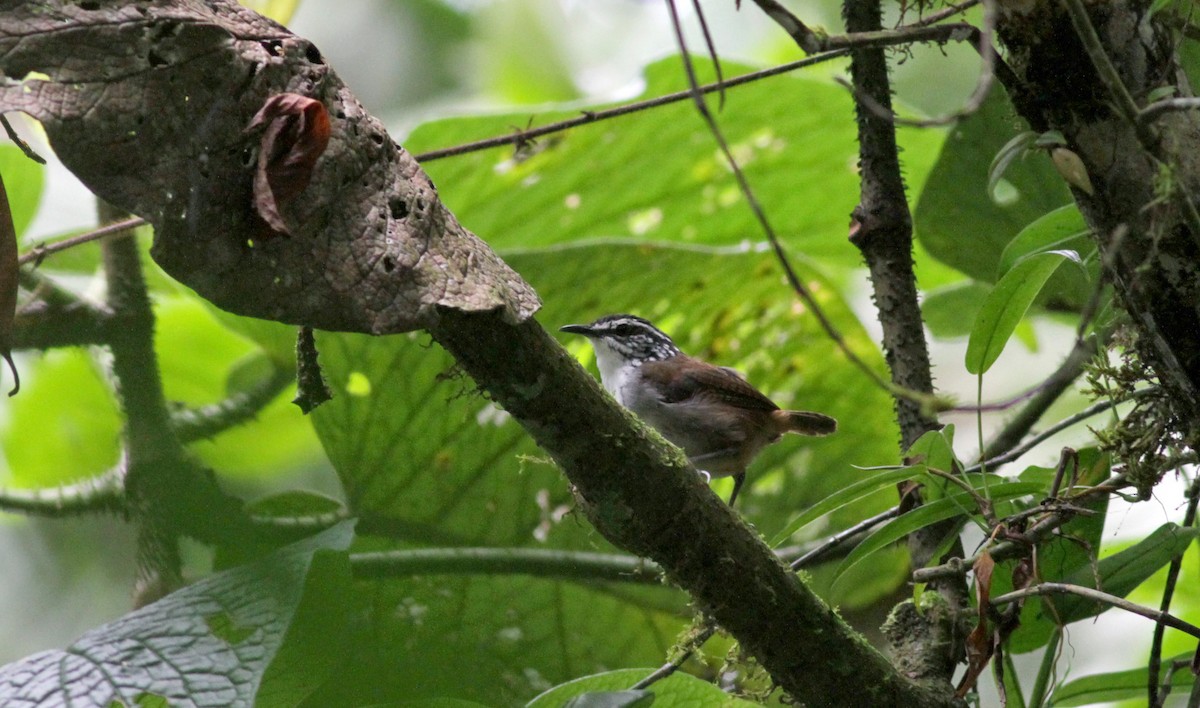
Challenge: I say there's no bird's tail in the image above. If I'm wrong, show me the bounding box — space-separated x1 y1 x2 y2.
772 409 837 436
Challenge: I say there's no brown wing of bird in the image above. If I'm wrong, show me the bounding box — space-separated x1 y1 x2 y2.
646 356 836 438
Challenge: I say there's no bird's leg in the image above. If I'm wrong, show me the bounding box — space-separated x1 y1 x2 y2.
688 449 745 506
728 473 746 507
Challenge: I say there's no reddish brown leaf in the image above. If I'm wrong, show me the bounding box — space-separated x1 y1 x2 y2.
246 93 331 236
0 170 17 395
956 622 996 698
1011 557 1034 592
956 551 997 697
974 550 996 604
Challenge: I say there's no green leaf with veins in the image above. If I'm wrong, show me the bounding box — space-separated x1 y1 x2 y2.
0 522 354 707
406 57 944 277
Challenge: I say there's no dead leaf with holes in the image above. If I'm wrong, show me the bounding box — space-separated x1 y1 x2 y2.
0 1 539 334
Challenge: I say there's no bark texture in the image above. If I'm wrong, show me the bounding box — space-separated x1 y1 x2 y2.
0 0 538 333
997 0 1200 430
0 1 962 703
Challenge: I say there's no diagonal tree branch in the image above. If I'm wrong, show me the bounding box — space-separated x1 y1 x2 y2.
430 309 956 707
0 3 955 702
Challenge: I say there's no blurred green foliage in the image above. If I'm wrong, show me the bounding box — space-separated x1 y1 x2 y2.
1 3 1195 706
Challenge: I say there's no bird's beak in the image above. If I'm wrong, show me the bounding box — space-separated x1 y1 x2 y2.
559 324 594 336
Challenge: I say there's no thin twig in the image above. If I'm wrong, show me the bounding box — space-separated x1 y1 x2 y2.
788 505 901 569
911 0 980 27
351 546 662 583
979 335 1101 461
19 216 147 266
171 363 294 442
631 624 718 690
990 582 1200 640
1149 474 1200 706
412 52 849 163
912 474 1130 583
966 389 1158 475
824 21 975 51
414 12 1011 165
0 114 46 165
250 507 352 533
746 0 823 53
663 0 903 400
689 0 726 109
835 1 1000 128
1140 97 1200 126
0 467 125 516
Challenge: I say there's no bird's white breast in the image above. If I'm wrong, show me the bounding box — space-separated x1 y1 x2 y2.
590 339 642 408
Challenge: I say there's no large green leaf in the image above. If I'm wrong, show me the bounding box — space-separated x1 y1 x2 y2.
913 88 1073 283
1049 653 1195 706
407 57 945 275
965 250 1079 375
0 522 354 707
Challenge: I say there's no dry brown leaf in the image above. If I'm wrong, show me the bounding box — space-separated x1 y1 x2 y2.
246 93 331 236
955 551 996 698
0 171 18 396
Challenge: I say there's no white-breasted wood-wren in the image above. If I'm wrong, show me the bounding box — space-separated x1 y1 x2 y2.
561 314 836 505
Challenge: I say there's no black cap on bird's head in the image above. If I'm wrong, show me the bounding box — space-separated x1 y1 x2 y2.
560 314 680 363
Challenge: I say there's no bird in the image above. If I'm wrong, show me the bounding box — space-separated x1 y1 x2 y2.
560 314 836 505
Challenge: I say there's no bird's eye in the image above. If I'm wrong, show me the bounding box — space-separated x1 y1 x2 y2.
613 324 639 337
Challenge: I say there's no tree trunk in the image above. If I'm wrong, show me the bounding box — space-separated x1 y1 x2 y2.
998 1 1200 434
